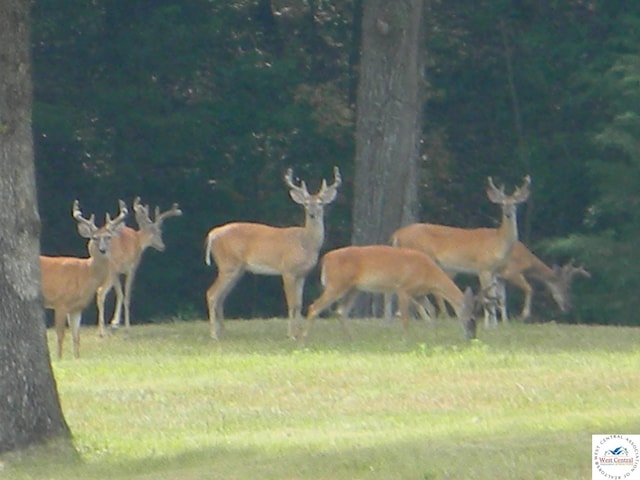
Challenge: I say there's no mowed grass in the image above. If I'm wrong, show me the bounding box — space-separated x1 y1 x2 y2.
4 316 640 479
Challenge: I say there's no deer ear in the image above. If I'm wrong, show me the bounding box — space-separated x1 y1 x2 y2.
76 222 95 239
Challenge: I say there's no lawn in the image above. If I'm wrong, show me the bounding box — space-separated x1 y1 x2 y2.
3 316 640 479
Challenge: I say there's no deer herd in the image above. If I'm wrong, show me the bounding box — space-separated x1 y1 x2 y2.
39 168 589 359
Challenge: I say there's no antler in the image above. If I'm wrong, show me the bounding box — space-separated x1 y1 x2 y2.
73 199 126 237
132 196 144 213
106 200 128 231
561 259 591 281
512 175 532 203
318 166 342 196
486 175 531 204
133 196 182 227
155 203 183 225
72 200 97 232
284 168 310 198
132 196 153 228
487 176 505 194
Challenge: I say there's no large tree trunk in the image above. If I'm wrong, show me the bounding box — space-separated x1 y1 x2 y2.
351 0 423 246
0 0 72 454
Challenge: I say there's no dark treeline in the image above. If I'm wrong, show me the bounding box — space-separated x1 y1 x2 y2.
31 0 640 325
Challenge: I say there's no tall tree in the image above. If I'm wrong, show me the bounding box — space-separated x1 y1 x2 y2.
351 0 423 246
0 0 72 453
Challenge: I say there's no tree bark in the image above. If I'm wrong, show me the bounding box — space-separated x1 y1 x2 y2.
0 0 72 454
351 0 423 246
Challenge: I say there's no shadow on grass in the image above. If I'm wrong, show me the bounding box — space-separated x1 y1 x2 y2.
8 420 640 480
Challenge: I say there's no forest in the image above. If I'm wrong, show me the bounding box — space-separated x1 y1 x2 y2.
31 0 640 325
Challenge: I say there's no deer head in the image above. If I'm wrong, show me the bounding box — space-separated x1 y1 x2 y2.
486 175 531 218
550 259 591 312
73 200 128 255
284 166 342 220
132 197 183 251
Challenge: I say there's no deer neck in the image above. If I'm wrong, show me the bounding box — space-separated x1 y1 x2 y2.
136 227 156 251
87 248 112 287
525 254 556 282
496 206 519 260
302 211 325 251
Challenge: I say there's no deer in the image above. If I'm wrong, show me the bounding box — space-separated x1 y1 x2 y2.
95 197 182 336
391 175 531 328
493 245 591 320
40 200 128 359
302 245 477 343
204 166 342 340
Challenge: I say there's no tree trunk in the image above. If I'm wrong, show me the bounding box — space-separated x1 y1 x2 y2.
0 0 72 454
351 0 423 246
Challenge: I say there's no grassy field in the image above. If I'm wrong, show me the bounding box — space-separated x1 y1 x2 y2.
3 316 640 479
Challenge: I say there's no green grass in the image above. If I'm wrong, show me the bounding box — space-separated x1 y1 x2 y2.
3 317 640 479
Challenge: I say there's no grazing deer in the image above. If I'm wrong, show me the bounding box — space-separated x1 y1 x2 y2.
96 197 182 335
494 246 591 320
40 200 128 359
391 175 531 327
204 167 342 339
302 245 477 342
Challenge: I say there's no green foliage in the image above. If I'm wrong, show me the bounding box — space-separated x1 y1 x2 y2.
32 1 355 320
547 44 640 324
30 0 640 324
421 0 605 235
4 320 640 479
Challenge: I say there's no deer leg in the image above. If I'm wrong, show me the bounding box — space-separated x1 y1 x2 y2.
495 278 509 322
54 310 68 360
435 294 449 317
109 275 124 328
396 292 412 331
303 285 350 342
442 287 477 340
282 274 305 339
206 268 243 339
412 297 435 323
96 276 115 337
335 289 359 318
435 271 456 317
122 268 138 328
509 274 532 320
479 272 498 328
382 293 395 324
333 290 360 340
68 311 82 359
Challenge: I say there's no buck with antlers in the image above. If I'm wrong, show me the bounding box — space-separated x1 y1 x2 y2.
204 166 342 339
95 197 182 335
40 200 128 359
302 245 477 342
391 175 531 327
493 244 591 320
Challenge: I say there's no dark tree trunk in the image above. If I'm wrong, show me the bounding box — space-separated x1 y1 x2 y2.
351 0 423 246
347 0 364 106
0 0 72 454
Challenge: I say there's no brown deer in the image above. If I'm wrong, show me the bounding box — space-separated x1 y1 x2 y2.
494 245 591 320
391 175 531 327
204 167 342 339
302 245 477 342
96 197 182 335
41 200 128 358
